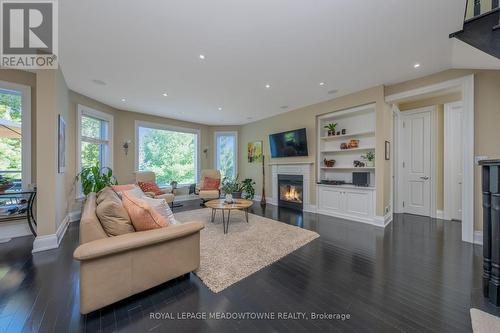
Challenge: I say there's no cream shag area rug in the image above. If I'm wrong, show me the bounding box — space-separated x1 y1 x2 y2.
174 208 319 293
470 308 500 333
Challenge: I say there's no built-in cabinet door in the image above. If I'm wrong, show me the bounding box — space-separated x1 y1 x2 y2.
318 187 343 213
344 189 372 218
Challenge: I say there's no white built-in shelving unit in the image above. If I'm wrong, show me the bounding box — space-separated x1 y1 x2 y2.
316 103 377 224
317 103 376 185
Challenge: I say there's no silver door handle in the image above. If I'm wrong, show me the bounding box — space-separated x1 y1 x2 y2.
420 176 429 180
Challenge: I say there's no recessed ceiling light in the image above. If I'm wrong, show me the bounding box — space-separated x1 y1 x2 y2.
218 107 222 111
92 79 106 86
121 98 126 102
414 63 421 69
319 82 325 86
265 84 271 89
162 93 168 97
199 54 206 60
327 89 338 95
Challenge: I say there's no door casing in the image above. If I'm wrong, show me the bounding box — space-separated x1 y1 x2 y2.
444 101 464 221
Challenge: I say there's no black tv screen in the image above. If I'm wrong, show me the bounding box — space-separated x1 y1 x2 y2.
269 128 308 158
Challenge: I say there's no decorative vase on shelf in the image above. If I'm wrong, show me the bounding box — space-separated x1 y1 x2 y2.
366 160 375 167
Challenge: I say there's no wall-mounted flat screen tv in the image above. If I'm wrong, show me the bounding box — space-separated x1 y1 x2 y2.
269 128 308 158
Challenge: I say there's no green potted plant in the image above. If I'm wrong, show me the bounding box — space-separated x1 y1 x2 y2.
324 123 338 136
240 178 256 200
76 162 118 196
221 175 242 198
361 151 375 167
0 175 13 193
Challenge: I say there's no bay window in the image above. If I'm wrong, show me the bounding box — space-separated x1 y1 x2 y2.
136 121 199 186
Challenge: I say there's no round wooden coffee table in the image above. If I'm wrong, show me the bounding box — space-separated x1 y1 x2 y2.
205 199 253 234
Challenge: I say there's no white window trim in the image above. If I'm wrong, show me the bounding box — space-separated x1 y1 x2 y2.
76 105 114 197
0 80 31 189
214 131 238 177
134 120 201 186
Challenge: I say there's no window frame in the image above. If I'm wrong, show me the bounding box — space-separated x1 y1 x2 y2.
214 131 238 179
0 80 31 189
134 120 200 186
76 105 114 197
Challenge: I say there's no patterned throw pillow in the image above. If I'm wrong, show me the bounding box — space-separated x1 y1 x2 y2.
121 191 169 231
137 181 164 195
202 177 220 190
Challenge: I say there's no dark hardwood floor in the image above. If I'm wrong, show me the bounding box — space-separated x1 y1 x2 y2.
0 200 498 332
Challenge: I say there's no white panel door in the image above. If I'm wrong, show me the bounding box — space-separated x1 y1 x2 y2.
401 110 432 216
444 102 463 221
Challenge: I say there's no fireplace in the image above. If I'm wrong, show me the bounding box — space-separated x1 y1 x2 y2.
278 174 303 210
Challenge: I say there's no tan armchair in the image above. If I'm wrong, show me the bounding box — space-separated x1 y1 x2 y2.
134 171 175 204
196 169 221 204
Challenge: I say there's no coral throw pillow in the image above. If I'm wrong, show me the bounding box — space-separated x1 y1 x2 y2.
112 184 138 193
121 191 169 231
202 177 220 190
138 181 164 195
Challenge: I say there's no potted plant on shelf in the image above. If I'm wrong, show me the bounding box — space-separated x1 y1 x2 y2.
76 162 118 196
324 123 338 136
240 178 256 200
361 151 375 167
0 175 13 193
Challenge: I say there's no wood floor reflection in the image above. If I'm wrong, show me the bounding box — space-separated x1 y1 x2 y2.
0 200 496 332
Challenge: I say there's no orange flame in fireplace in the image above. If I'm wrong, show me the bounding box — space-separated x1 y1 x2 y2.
284 186 302 202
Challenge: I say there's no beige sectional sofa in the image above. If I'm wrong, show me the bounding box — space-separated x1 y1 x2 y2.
73 192 204 314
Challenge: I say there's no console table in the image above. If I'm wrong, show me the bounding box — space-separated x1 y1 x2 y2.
480 160 500 305
0 188 37 237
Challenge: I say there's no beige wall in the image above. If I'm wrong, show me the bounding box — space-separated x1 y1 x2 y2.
69 92 240 200
387 69 500 231
35 68 72 236
238 85 391 216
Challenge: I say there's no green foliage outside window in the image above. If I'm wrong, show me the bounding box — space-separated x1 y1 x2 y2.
138 127 196 185
217 135 235 178
0 92 22 180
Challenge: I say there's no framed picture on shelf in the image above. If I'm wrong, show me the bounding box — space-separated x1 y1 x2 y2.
385 140 390 160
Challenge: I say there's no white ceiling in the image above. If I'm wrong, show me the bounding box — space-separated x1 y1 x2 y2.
59 0 485 125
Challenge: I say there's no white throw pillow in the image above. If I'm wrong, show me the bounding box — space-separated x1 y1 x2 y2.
124 190 177 225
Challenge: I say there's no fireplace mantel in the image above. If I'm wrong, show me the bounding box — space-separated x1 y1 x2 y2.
267 163 313 212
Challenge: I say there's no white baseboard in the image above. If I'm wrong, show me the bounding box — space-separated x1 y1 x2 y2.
32 210 78 253
69 210 81 222
373 212 393 228
436 210 444 219
303 204 317 213
0 219 32 242
474 231 483 246
253 195 274 204
175 194 200 202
